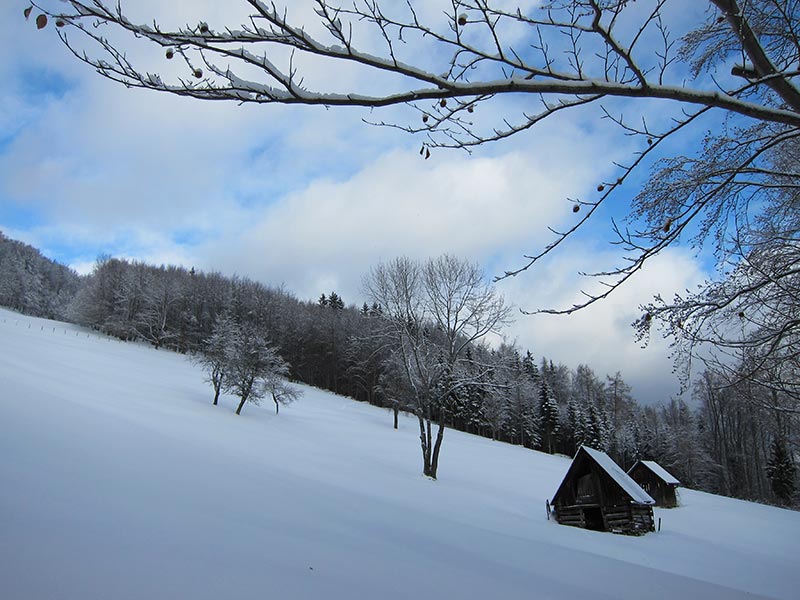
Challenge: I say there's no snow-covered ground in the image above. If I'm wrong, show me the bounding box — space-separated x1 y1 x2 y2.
1 307 798 600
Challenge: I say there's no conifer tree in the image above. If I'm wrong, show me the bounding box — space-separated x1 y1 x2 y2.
328 291 344 311
538 379 559 454
564 398 585 455
766 438 796 506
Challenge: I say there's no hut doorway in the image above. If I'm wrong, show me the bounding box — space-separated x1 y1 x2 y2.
584 507 604 531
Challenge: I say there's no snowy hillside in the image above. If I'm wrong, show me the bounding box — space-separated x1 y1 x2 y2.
1 307 798 600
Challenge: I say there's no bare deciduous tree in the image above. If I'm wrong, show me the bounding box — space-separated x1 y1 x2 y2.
365 255 510 479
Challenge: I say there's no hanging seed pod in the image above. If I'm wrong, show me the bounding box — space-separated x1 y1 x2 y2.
422 114 429 123
36 14 48 29
56 19 65 27
440 98 447 108
24 7 33 19
467 105 474 113
425 148 431 160
166 48 175 60
199 22 209 34
597 184 605 192
458 14 467 26
572 204 580 213
663 217 673 233
194 68 203 78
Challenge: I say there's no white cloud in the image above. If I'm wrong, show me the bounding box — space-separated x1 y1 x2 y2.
196 121 609 302
498 246 708 404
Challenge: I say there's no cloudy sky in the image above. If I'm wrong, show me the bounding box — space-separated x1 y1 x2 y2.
1 1 714 404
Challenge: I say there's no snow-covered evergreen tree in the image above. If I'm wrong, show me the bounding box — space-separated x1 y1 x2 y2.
767 438 796 506
538 379 559 454
564 398 586 455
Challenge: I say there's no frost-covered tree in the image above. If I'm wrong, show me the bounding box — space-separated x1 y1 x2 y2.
214 320 294 416
260 355 303 415
223 324 282 415
0 231 81 319
615 417 643 470
136 265 185 349
194 314 238 406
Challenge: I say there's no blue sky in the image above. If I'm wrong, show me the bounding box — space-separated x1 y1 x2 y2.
1 1 718 404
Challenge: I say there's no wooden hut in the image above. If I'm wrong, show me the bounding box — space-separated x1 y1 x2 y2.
550 446 655 535
627 460 680 508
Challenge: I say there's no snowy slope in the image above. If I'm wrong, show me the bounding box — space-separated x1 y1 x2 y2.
1 307 798 600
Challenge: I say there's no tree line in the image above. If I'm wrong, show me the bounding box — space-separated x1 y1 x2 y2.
0 231 795 503
0 232 81 319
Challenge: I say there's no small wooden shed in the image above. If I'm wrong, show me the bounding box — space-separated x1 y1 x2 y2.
627 460 680 508
550 446 655 535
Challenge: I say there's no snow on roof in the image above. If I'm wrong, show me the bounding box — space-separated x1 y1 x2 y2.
581 447 656 505
639 460 680 485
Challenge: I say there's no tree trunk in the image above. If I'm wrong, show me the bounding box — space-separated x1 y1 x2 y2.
429 420 446 480
274 393 280 415
212 371 223 406
235 394 248 415
393 400 399 430
418 412 432 477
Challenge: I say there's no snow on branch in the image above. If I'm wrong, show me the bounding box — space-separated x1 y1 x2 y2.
29 1 800 130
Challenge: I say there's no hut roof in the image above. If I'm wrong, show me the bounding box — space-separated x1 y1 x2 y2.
633 460 680 485
553 446 656 506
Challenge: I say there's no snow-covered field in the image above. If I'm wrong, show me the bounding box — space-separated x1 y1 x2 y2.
1 307 798 600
